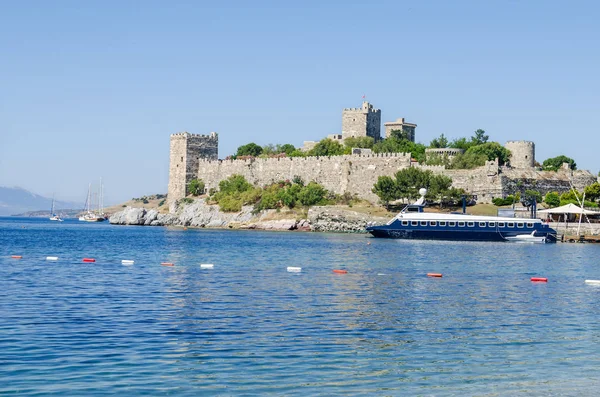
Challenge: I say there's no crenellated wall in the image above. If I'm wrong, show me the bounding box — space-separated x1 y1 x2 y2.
198 153 412 202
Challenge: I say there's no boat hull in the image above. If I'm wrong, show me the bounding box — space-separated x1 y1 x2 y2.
367 226 556 243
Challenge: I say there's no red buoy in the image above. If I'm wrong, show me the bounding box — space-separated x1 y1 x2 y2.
531 277 548 282
333 269 348 274
161 262 174 267
11 255 22 259
427 273 443 278
82 258 96 263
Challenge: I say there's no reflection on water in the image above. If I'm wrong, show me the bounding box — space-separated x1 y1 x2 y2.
1 217 600 395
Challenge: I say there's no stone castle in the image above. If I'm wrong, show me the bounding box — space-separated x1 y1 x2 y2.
168 102 596 209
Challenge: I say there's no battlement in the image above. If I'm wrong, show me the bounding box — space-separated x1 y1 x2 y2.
197 151 413 165
506 140 534 146
170 131 218 139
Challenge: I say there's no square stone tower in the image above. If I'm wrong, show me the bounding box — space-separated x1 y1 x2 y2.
342 101 381 141
384 118 417 142
168 132 218 209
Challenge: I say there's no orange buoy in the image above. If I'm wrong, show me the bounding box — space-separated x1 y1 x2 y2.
11 255 22 259
427 273 443 278
531 277 548 282
161 262 174 267
82 258 96 263
333 269 348 274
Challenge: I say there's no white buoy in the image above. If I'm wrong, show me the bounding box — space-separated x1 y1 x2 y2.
200 264 214 269
287 266 302 273
121 260 135 265
46 256 58 261
585 280 600 284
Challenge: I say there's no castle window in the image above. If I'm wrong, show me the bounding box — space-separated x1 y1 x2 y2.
181 156 183 162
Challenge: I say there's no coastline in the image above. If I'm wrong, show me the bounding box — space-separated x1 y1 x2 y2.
108 198 389 233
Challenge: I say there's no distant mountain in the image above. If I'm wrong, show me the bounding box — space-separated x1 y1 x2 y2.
0 186 81 216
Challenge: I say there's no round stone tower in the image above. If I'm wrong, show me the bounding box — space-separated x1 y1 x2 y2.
504 140 535 169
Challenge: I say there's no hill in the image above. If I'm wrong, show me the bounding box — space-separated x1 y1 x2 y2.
0 186 81 216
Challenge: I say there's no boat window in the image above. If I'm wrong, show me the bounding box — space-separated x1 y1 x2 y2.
489 222 495 227
411 221 418 226
449 221 456 227
479 222 486 227
458 221 465 227
527 222 534 228
430 221 437 226
508 222 515 228
498 222 505 228
517 222 524 228
420 221 427 226
439 221 447 226
467 222 474 227
401 220 408 226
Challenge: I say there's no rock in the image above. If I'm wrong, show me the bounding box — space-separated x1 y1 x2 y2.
308 206 388 233
109 207 147 225
144 209 159 225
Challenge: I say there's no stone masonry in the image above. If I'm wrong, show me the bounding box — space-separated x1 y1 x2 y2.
167 103 597 208
341 101 381 141
168 132 218 210
384 118 417 141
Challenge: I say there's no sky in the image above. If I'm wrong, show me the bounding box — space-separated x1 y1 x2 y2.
1 0 599 204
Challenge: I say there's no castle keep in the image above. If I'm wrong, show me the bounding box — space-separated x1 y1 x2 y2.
168 102 596 208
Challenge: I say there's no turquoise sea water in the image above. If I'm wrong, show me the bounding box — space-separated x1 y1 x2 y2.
1 217 600 396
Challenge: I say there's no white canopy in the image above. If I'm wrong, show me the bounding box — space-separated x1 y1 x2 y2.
537 203 598 215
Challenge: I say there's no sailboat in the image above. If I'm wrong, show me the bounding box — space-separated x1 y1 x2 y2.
80 180 106 222
49 195 64 222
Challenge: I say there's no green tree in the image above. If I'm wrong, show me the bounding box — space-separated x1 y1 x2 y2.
466 142 512 165
521 189 542 208
426 174 453 207
372 137 427 163
471 129 489 146
218 175 253 195
308 138 346 156
449 137 473 151
448 151 487 169
188 178 205 196
390 129 412 141
544 192 560 207
298 182 327 206
542 155 577 171
235 142 263 157
584 182 600 202
262 143 296 156
395 167 434 202
429 133 448 148
343 136 374 149
372 176 398 207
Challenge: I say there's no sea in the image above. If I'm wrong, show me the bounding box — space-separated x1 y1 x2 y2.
1 217 600 396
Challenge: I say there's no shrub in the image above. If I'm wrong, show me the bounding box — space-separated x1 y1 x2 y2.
544 192 560 207
158 199 166 207
180 198 194 205
218 196 243 212
298 182 327 206
188 179 205 196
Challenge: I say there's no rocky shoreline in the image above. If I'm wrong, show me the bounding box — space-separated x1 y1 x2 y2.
109 199 388 233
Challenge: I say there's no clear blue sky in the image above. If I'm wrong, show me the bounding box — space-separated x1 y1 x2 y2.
1 0 598 204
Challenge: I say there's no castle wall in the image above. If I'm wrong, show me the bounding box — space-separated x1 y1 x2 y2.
198 153 412 203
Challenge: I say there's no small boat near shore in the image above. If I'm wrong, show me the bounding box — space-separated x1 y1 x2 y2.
504 231 547 244
366 190 557 243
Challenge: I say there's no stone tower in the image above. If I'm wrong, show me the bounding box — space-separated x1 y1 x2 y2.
168 132 218 208
342 101 381 141
504 141 535 169
383 118 417 141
